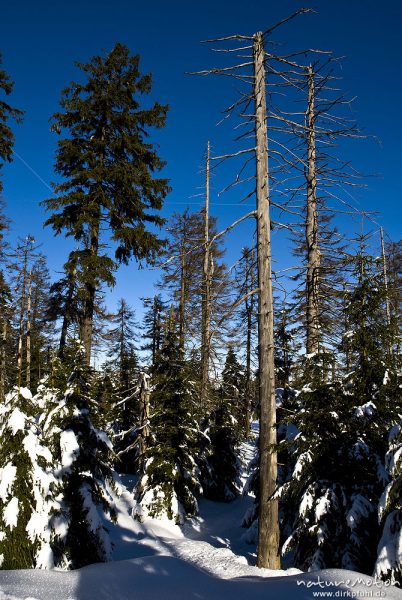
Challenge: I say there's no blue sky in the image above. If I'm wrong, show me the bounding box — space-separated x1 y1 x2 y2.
1 0 401 315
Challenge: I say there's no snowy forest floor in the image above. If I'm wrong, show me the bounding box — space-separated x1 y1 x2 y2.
1 428 401 600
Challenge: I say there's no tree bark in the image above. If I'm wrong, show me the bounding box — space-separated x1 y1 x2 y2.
305 65 321 356
26 269 32 388
17 244 29 391
254 31 280 570
59 263 77 359
244 248 255 439
179 240 186 351
380 226 392 356
0 319 7 400
80 224 99 365
138 372 150 473
200 141 212 409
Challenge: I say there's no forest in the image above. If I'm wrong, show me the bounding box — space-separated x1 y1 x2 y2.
0 5 401 594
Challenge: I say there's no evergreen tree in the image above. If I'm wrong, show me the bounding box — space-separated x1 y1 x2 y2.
141 294 167 365
0 53 23 190
43 43 169 364
375 418 402 586
41 344 117 568
104 298 140 472
0 387 57 569
280 251 400 574
136 321 200 522
200 349 242 502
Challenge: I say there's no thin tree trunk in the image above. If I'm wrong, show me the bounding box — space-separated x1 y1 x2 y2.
81 224 99 365
200 141 212 408
305 65 321 356
380 226 392 355
59 263 77 359
17 246 29 391
137 372 150 473
0 319 7 400
254 31 280 570
26 268 32 389
179 242 186 351
244 249 254 438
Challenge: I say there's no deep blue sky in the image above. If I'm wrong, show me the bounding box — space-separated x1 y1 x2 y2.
1 0 401 314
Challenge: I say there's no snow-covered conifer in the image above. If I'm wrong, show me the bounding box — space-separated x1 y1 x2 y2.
40 344 117 568
136 323 201 522
200 349 242 502
375 420 402 586
0 386 57 569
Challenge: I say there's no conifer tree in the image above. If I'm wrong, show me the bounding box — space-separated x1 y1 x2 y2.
41 344 117 568
141 295 167 365
0 387 56 569
200 348 242 502
43 43 169 364
280 249 400 574
375 418 402 586
0 53 23 190
136 319 200 522
104 298 140 472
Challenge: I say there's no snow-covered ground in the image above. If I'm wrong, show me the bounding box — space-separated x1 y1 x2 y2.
1 435 401 599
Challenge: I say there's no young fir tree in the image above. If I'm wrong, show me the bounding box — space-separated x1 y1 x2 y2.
136 318 201 522
374 419 402 586
141 294 167 366
200 347 242 502
43 43 169 365
0 386 57 569
40 344 117 568
279 251 400 574
104 298 140 472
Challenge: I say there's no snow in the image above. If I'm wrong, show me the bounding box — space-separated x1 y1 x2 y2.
1 428 401 599
18 388 32 401
0 464 17 502
3 497 19 530
22 431 53 464
8 408 26 435
59 430 80 471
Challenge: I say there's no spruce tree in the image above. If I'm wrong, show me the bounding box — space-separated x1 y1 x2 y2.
41 344 117 568
0 53 23 190
0 387 56 569
280 250 400 574
43 43 169 364
136 320 201 522
141 294 167 365
200 348 242 502
375 419 402 586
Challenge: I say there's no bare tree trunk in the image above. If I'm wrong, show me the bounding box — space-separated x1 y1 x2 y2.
179 243 186 351
254 31 280 570
244 248 255 438
26 269 32 389
80 224 99 365
59 263 77 359
137 372 150 472
0 319 7 400
200 140 212 408
305 65 321 356
17 246 29 391
380 226 392 355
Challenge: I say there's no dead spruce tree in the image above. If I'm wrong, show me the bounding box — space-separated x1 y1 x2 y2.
272 58 366 374
193 8 319 568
